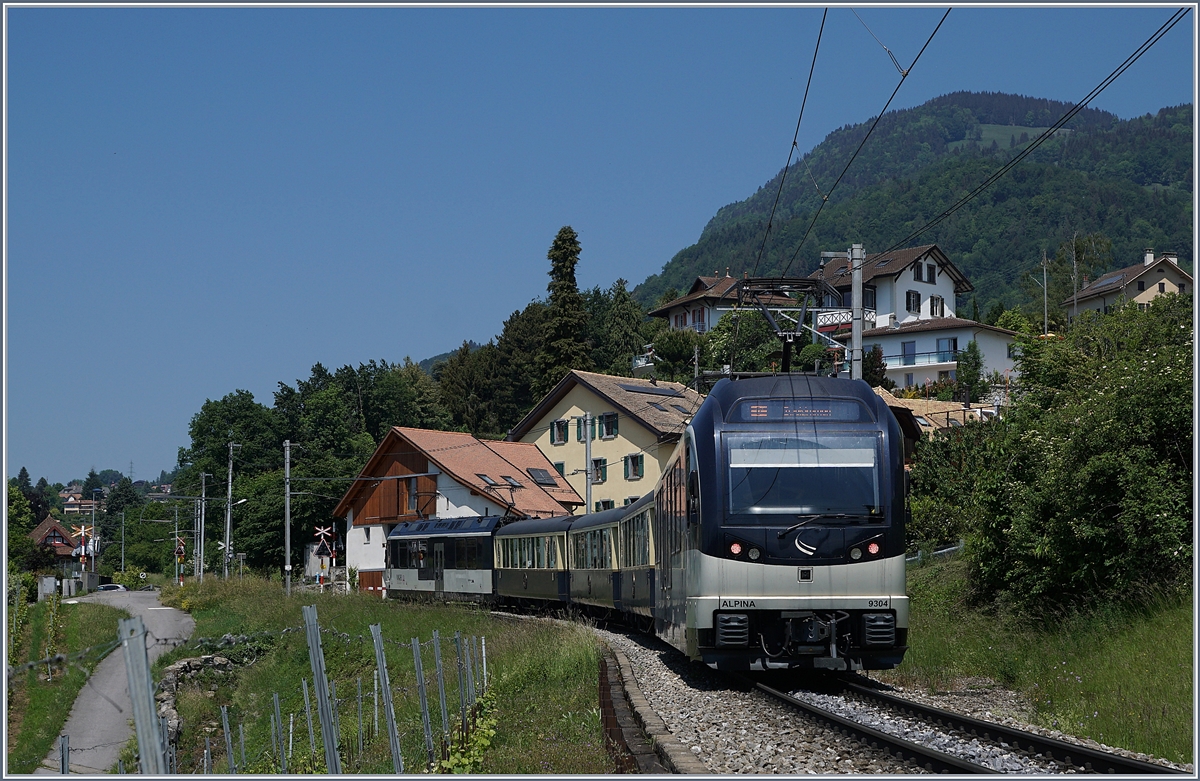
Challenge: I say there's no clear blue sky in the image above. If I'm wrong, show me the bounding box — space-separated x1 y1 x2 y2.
4 5 1195 485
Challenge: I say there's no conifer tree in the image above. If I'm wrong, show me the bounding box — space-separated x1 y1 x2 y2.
534 226 593 397
603 279 647 376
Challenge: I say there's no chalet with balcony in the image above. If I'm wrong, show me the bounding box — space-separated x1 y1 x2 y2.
28 516 79 567
808 244 973 330
1064 249 1192 317
507 370 704 513
647 271 796 335
334 427 582 594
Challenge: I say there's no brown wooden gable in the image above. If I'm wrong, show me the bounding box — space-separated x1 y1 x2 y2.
350 431 431 527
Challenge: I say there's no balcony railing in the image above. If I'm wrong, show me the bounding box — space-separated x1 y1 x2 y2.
885 349 959 368
815 308 876 328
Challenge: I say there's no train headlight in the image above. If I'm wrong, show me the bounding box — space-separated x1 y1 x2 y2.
867 542 881 556
747 548 761 561
729 542 743 556
849 547 863 561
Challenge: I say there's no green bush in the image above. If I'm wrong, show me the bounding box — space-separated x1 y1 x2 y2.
910 295 1192 614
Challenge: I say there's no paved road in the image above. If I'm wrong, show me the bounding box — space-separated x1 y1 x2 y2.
31 589 194 775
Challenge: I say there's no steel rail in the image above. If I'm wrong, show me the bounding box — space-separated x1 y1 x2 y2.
738 676 999 774
841 679 1187 775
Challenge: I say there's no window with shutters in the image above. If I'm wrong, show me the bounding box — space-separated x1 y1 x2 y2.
595 499 615 512
592 458 607 483
550 419 568 445
930 295 944 318
624 453 644 480
553 461 565 477
906 291 921 312
598 412 618 439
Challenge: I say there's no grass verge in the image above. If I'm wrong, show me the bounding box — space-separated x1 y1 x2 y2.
6 600 129 774
153 578 614 774
880 557 1193 764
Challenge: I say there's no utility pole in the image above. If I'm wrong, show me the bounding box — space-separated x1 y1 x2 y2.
200 473 211 582
121 511 125 574
850 243 864 381
285 440 292 597
575 413 593 514
225 442 241 578
1071 232 1079 326
1042 248 1049 336
174 506 179 586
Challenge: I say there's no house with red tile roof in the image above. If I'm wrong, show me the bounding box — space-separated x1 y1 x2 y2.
28 516 78 567
333 427 582 594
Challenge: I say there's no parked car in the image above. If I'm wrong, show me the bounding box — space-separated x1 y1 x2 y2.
97 583 129 591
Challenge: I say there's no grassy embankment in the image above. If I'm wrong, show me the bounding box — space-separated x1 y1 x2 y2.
6 597 129 774
147 578 613 774
881 557 1192 764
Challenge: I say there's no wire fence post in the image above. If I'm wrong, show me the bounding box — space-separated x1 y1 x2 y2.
273 691 287 773
412 637 436 767
118 758 124 774
239 722 246 770
464 634 477 707
59 734 69 774
454 631 467 739
289 713 294 760
473 635 483 698
269 712 279 770
373 667 379 737
119 615 167 775
302 605 342 774
433 629 450 751
370 623 405 773
220 705 237 773
330 678 342 748
481 636 488 692
357 677 364 761
302 678 316 761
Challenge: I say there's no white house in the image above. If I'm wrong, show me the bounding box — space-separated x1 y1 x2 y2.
333 426 581 594
842 317 1019 390
812 244 1016 390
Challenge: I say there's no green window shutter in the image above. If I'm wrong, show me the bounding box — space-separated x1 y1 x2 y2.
612 414 618 436
591 417 597 440
576 418 583 441
595 501 602 513
599 459 607 482
623 456 630 480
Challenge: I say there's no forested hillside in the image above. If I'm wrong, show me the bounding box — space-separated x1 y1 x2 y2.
634 93 1192 314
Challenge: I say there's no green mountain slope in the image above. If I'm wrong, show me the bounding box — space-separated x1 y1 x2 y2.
634 93 1192 312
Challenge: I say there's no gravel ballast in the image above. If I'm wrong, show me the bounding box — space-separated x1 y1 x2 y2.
594 625 1192 775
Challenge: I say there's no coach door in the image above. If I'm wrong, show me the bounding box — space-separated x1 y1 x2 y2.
433 542 445 593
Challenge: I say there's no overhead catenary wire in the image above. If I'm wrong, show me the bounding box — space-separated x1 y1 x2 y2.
879 6 1192 256
750 8 829 279
779 8 951 279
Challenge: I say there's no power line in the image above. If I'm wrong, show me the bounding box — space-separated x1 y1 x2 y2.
879 6 1191 255
750 8 829 278
779 8 951 278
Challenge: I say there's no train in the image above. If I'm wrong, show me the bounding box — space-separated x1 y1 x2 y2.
382 374 909 672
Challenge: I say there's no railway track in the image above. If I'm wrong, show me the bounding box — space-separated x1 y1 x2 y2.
741 671 1186 774
739 676 999 774
836 678 1188 775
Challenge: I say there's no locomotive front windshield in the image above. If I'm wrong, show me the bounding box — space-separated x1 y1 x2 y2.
726 433 879 518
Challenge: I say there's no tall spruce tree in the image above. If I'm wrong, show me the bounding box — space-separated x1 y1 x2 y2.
534 226 593 397
603 279 647 376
